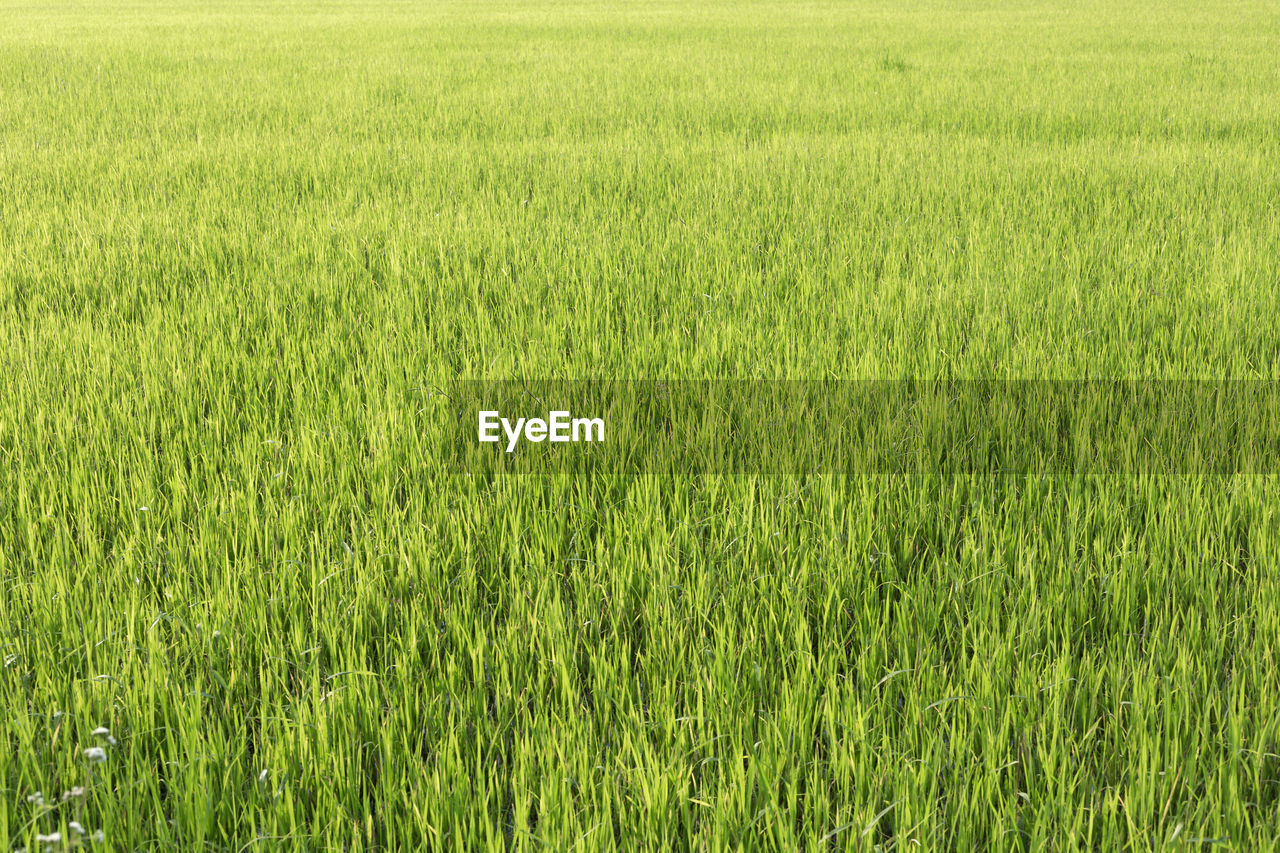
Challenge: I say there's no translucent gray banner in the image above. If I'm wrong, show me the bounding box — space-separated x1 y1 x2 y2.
441 381 1280 475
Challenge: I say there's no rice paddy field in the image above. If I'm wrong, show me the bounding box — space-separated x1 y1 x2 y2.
3 0 1280 849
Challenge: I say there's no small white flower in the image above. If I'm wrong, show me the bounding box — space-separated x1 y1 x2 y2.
25 791 44 805
138 506 149 511
91 726 119 746
35 833 61 843
69 821 85 835
84 746 107 763
92 829 106 843
60 786 86 801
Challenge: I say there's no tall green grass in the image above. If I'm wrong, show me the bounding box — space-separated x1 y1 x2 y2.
2 0 1279 848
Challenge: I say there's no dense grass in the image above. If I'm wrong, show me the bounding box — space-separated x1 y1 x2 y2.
3 0 1280 849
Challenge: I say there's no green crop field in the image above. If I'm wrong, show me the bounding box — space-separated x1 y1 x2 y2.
3 0 1280 849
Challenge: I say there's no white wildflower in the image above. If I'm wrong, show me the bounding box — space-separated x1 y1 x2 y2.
25 791 44 806
92 829 105 843
69 821 85 835
91 726 118 746
60 786 86 801
34 833 60 844
83 746 107 763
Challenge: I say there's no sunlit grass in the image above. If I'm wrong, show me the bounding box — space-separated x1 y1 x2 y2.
2 0 1279 848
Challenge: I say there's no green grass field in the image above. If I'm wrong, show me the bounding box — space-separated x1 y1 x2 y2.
3 0 1280 849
